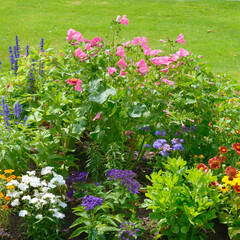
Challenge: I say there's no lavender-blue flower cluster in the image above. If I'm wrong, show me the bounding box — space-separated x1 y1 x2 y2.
106 169 140 195
82 195 104 211
118 221 141 240
150 137 184 156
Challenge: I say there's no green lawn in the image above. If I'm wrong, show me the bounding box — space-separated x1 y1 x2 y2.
0 0 239 79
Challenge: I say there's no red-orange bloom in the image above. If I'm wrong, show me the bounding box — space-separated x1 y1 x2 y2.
196 164 209 173
233 184 240 193
208 157 221 169
219 146 228 154
225 166 238 177
232 143 240 154
211 181 219 187
235 130 240 134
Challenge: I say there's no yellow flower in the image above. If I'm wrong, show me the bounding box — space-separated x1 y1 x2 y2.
4 169 14 174
0 192 4 198
199 154 204 159
222 175 236 186
2 205 9 210
7 185 14 190
218 185 231 193
17 176 22 179
0 174 6 179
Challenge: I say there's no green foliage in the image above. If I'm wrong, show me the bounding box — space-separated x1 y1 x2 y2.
142 157 220 239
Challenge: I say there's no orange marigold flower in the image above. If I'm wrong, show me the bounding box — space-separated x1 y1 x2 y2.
4 196 11 201
233 184 240 193
0 192 4 198
0 174 6 179
17 176 22 179
4 169 14 174
196 164 209 173
7 185 14 190
199 154 204 159
227 133 231 136
2 205 9 210
193 155 198 158
219 146 228 154
208 157 221 169
235 130 240 134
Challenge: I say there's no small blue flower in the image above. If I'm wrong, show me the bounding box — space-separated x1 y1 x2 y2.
155 130 161 136
144 144 151 148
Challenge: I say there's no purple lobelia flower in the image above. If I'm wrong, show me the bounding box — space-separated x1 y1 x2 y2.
82 195 104 211
9 46 15 71
13 101 23 119
66 171 89 187
118 222 141 240
1 99 11 127
153 139 167 149
26 45 30 57
140 126 150 132
106 169 140 194
40 38 45 52
144 144 151 148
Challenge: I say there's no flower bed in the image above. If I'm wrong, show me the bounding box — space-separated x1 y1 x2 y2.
0 15 240 240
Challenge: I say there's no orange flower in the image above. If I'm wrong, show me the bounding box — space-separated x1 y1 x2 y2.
196 164 209 173
227 133 231 136
208 157 221 169
193 155 198 158
232 143 240 154
2 205 9 210
0 192 4 198
233 184 240 193
219 146 228 154
199 154 204 159
7 185 14 190
235 130 240 134
225 166 238 177
4 196 11 201
0 174 6 179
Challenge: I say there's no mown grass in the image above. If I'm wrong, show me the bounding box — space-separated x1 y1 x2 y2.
0 0 239 79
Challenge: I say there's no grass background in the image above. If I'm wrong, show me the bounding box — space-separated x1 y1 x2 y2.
0 0 239 79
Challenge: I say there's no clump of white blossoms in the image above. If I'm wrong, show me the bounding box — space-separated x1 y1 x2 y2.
7 166 67 220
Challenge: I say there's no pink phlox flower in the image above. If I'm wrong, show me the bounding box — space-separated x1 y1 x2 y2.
92 112 103 121
119 15 129 26
151 56 172 66
131 37 141 45
66 28 84 42
116 46 126 58
105 50 111 55
119 69 128 76
107 67 117 75
122 41 130 47
142 45 152 56
150 49 163 56
135 59 149 76
176 33 185 45
159 39 166 43
176 48 190 57
161 68 169 73
162 78 175 86
170 54 180 62
140 36 148 47
75 48 87 59
85 43 93 51
117 58 127 69
154 82 160 86
90 37 104 48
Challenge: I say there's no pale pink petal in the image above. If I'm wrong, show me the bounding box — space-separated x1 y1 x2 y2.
92 112 103 121
159 39 166 43
75 84 82 92
116 46 126 58
119 15 129 26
